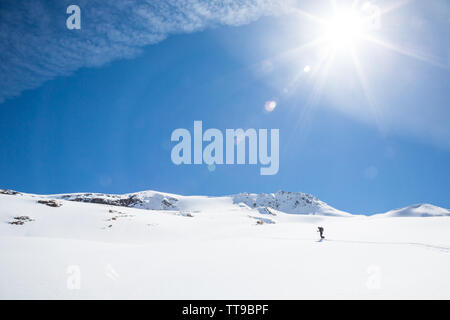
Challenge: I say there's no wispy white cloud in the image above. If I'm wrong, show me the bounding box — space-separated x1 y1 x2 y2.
0 0 294 103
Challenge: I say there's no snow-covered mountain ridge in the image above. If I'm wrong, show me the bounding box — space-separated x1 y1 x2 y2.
1 188 448 217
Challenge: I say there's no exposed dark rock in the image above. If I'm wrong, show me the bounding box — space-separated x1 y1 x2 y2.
37 200 62 207
0 189 20 195
9 216 34 225
58 192 179 211
161 198 176 209
9 220 24 225
64 194 144 208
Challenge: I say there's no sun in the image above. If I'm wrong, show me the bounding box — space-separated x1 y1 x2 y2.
323 9 364 50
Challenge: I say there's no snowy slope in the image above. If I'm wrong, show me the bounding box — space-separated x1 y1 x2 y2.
0 189 449 299
8 188 445 218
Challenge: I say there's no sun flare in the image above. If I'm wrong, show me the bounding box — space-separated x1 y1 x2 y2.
279 0 444 121
324 10 363 49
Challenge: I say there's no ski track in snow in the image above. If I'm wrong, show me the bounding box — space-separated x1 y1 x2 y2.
328 239 450 253
267 236 450 253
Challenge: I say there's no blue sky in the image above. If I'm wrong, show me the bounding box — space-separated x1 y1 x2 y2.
0 0 449 214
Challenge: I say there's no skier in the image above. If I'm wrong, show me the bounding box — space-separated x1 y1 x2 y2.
317 226 325 239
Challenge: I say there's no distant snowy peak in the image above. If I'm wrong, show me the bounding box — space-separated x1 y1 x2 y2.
376 203 450 217
55 191 179 211
232 191 352 217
